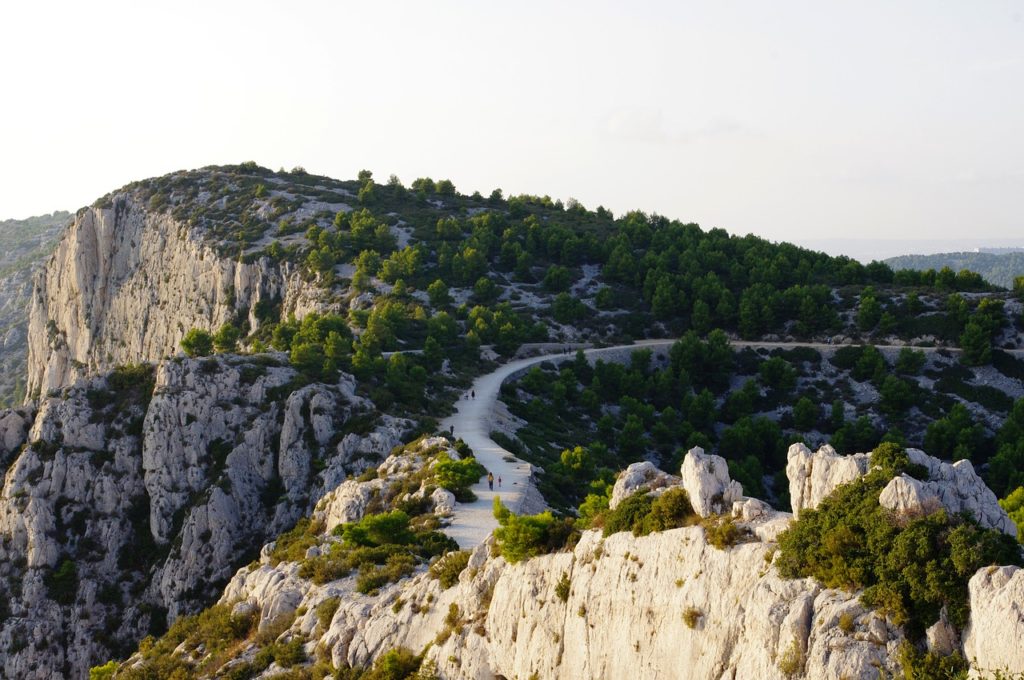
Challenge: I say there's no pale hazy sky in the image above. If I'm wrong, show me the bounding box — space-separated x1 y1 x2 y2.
1 1 1022 249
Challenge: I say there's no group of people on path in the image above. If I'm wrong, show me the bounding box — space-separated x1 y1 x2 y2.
487 472 501 491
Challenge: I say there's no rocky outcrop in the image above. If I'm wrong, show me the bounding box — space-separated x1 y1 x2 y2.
0 355 406 679
680 446 743 517
25 195 325 399
787 443 871 516
877 450 1017 537
224 514 905 680
0 406 33 462
963 566 1024 676
609 461 678 509
789 443 1016 537
119 443 1024 679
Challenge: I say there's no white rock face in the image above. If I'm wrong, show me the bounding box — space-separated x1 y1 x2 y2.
431 487 456 515
680 446 743 517
609 461 679 509
223 521 905 680
963 566 1024 676
879 449 1017 537
0 356 408 679
0 406 33 458
131 442 1024 679
25 194 324 398
787 443 871 516
925 608 959 657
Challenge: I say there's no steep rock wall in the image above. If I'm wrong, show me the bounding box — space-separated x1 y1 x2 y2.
25 194 320 398
0 355 406 679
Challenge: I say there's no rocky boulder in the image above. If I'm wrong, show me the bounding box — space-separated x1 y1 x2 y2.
787 443 872 516
680 446 743 517
881 450 1017 537
609 461 679 509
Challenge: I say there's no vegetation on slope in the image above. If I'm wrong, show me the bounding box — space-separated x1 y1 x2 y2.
500 335 1024 513
775 444 1022 639
94 437 471 678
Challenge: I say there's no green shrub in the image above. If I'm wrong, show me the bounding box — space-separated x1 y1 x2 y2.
269 518 320 565
602 492 654 536
776 445 1022 638
897 640 968 679
316 597 340 630
777 639 803 676
363 647 423 680
341 510 414 547
682 606 702 629
429 550 470 589
703 517 742 550
1000 487 1024 543
871 441 927 479
492 497 577 563
213 322 240 352
433 454 485 501
180 328 214 357
356 553 416 594
88 661 117 680
837 611 855 633
45 559 77 605
603 489 698 537
555 572 571 602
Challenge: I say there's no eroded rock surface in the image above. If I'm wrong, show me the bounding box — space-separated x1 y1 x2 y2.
0 356 406 679
680 446 743 517
963 566 1024 676
26 195 325 398
787 443 871 516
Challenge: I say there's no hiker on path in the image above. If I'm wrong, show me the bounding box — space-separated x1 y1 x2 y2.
471 389 475 399
487 472 494 491
498 476 502 488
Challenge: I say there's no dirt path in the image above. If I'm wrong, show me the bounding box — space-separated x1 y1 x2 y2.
439 340 675 548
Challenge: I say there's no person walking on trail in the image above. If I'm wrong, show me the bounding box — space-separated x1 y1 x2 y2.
487 472 494 491
498 476 502 488
471 389 475 399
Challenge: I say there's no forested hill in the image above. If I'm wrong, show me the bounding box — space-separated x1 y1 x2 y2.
9 165 1024 679
885 251 1024 290
92 163 1008 353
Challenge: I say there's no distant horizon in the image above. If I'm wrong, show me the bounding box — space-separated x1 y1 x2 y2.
793 237 1024 263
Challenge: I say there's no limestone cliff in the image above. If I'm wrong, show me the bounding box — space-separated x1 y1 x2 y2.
115 444 1024 679
26 187 330 399
0 355 406 679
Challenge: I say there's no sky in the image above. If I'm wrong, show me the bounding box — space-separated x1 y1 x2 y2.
1 1 1022 257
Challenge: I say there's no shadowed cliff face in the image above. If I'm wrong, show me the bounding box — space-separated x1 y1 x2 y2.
0 356 407 679
0 212 69 406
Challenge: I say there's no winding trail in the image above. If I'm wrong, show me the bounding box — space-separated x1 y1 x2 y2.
439 340 676 548
439 338 1024 548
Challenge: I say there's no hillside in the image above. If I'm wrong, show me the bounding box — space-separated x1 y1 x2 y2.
885 251 1024 290
0 165 1022 678
0 212 69 405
